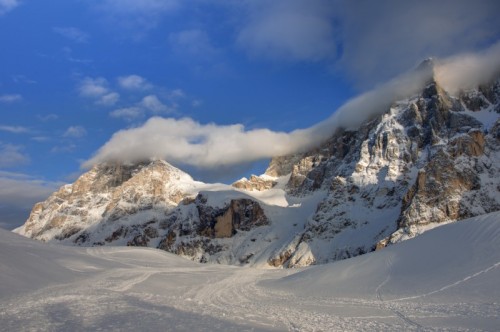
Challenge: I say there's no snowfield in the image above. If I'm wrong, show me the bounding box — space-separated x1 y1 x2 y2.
1 212 499 331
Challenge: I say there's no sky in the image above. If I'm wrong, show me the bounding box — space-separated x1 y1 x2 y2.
1 0 500 229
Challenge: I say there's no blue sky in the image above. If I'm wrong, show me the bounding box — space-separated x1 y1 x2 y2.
1 0 499 228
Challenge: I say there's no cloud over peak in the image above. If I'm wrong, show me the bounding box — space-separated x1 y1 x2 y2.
84 45 500 170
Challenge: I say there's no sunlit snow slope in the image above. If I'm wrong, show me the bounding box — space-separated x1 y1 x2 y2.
2 211 499 331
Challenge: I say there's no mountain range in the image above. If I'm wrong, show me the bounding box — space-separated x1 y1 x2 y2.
15 63 500 268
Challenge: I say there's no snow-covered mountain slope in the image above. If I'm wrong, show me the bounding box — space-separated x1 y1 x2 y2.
15 70 500 268
262 76 500 266
14 159 325 267
2 212 499 331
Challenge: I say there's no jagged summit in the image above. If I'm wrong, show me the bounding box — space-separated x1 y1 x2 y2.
16 72 500 268
17 159 198 241
416 57 436 72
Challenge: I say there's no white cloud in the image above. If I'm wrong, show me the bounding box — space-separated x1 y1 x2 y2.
0 125 30 134
434 41 500 94
109 91 180 121
85 46 500 170
0 0 20 15
78 77 109 97
63 126 87 138
110 107 143 121
141 95 171 113
117 75 152 90
0 94 22 103
78 77 119 106
53 27 90 43
97 92 120 106
0 143 29 168
168 89 185 99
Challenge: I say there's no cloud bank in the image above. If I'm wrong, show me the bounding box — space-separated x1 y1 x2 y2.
0 172 61 229
83 44 500 170
0 143 29 168
234 0 500 87
434 42 500 94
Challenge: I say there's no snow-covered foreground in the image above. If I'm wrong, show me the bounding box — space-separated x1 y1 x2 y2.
1 212 499 331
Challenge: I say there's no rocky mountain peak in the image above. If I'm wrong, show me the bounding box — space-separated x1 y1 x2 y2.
16 71 500 269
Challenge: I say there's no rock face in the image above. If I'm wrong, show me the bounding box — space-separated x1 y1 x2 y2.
232 175 277 191
17 68 500 268
18 160 271 264
264 76 500 266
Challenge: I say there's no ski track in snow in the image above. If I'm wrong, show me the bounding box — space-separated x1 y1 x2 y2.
391 261 500 302
2 212 500 331
1 254 499 331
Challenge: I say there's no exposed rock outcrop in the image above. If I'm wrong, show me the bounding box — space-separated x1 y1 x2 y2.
266 76 500 264
17 67 500 269
232 175 277 191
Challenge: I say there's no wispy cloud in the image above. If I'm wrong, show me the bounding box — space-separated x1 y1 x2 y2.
89 0 181 37
109 94 173 121
78 77 119 106
0 94 22 103
110 107 143 121
169 29 219 59
97 92 120 106
117 75 152 90
168 89 185 100
110 73 185 121
53 27 90 43
78 77 109 97
62 47 92 64
140 95 171 113
12 75 36 84
0 0 20 16
37 114 58 122
84 45 500 169
63 126 87 138
0 125 30 134
50 144 77 154
0 143 30 168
